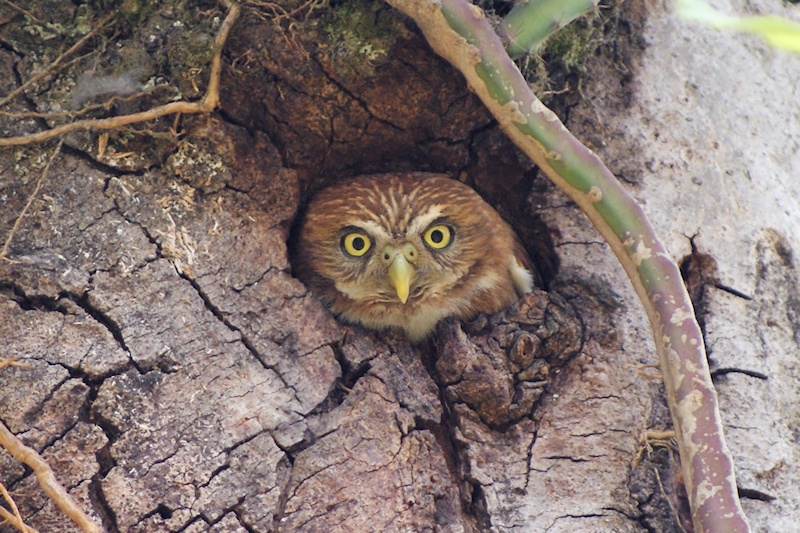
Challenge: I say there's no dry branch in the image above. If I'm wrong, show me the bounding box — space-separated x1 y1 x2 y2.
0 140 62 261
0 3 243 532
384 0 750 530
0 85 171 120
0 0 41 24
0 358 31 370
0 480 38 533
0 14 115 109
0 421 101 533
0 0 240 147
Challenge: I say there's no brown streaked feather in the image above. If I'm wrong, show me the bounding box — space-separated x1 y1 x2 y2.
294 172 534 341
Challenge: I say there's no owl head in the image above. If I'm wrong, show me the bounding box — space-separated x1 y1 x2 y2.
294 173 533 341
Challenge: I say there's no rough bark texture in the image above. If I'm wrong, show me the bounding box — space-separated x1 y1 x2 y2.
0 1 797 532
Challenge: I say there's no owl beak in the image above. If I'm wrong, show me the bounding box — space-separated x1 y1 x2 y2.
387 253 414 304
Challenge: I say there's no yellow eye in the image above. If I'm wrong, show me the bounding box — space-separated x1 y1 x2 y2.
341 232 372 257
423 225 452 249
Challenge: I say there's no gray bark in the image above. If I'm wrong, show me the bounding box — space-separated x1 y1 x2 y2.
0 0 797 531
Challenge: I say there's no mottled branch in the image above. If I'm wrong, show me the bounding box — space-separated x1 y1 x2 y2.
384 0 750 530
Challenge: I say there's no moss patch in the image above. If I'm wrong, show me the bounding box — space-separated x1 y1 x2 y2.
316 0 409 79
513 2 625 101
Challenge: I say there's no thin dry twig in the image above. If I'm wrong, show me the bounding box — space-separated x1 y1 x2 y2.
642 429 677 443
0 140 62 262
633 362 662 380
0 481 38 533
0 421 101 533
0 3 239 532
242 0 322 57
0 13 115 109
0 0 239 147
634 427 679 467
0 85 172 120
245 0 327 22
0 357 32 369
653 467 690 533
0 0 41 24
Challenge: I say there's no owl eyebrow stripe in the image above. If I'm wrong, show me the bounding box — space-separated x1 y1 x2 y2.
344 221 392 243
407 205 446 236
338 224 373 237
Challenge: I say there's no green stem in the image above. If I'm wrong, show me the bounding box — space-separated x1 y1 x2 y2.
385 0 751 531
498 0 599 58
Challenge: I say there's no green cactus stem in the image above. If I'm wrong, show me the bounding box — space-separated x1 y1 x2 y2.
384 0 752 531
498 0 600 58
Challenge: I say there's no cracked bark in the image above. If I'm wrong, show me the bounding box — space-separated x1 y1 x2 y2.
1 1 798 532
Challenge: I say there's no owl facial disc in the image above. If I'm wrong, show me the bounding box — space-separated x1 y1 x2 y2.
295 173 535 341
382 243 418 304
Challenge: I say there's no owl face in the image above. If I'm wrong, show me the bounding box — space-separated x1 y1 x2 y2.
295 173 533 341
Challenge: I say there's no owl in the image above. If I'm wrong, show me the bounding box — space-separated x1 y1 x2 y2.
294 173 534 341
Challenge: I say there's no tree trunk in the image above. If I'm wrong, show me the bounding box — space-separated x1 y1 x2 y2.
0 1 797 531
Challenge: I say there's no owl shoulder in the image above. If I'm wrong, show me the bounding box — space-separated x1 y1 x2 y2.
509 238 535 296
